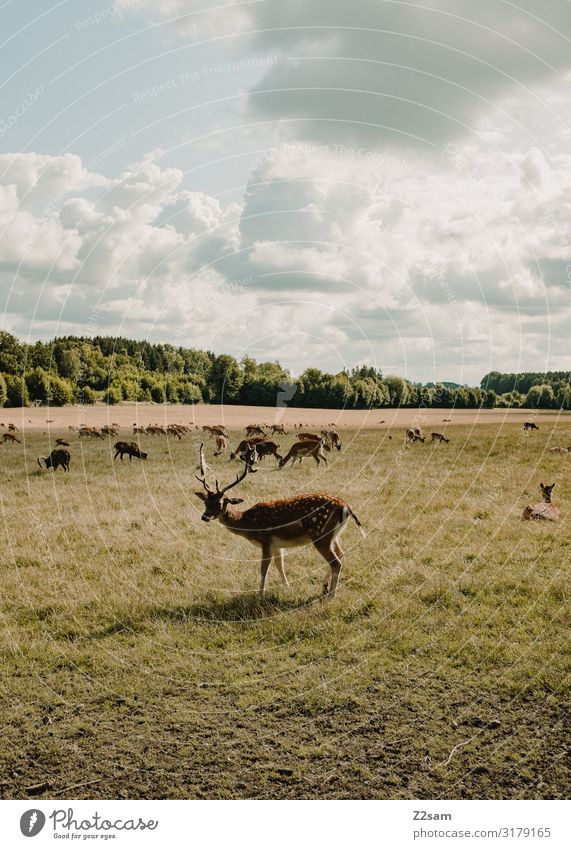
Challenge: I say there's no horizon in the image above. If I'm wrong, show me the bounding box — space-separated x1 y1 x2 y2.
1 3 569 385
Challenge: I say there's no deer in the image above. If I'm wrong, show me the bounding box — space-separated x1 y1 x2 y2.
1 432 21 444
214 434 228 456
431 432 450 443
8 423 17 432
55 438 70 446
522 483 559 521
133 425 145 435
114 441 147 461
194 444 365 597
166 424 184 439
38 449 70 472
523 421 539 431
549 446 569 453
279 438 329 468
245 424 267 438
230 436 271 460
270 424 288 435
405 428 424 443
321 430 341 451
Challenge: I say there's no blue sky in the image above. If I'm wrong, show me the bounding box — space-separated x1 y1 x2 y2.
1 1 570 383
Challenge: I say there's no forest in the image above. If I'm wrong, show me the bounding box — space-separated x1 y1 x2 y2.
0 332 568 409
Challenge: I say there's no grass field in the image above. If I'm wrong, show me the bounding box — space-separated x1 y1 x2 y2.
1 415 569 799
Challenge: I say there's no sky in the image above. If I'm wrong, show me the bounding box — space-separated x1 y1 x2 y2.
0 0 569 385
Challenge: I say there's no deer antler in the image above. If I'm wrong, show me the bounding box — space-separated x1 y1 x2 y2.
196 443 214 492
218 445 256 494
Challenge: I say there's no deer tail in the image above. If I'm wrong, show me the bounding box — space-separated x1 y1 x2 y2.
347 506 366 538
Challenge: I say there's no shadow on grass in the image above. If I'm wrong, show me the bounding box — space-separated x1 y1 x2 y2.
152 592 321 622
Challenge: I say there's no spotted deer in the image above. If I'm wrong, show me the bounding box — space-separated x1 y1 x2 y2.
194 445 365 597
279 438 329 467
522 483 559 521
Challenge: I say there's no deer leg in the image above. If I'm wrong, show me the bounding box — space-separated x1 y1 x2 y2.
259 545 272 595
314 538 342 598
274 549 290 587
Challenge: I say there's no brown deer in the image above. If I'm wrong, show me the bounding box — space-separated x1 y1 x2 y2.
245 424 267 438
522 483 559 521
55 438 70 446
194 445 364 597
297 432 321 442
270 424 288 435
431 432 450 443
38 449 70 472
1 432 21 444
405 428 424 443
321 430 341 451
8 423 17 432
230 435 270 460
214 434 228 456
279 438 328 468
114 441 147 461
548 446 569 454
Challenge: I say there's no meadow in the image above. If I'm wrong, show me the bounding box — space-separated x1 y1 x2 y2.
0 411 569 799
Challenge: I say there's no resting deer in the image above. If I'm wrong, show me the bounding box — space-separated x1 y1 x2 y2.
522 483 559 521
279 438 328 467
194 445 364 597
431 432 449 443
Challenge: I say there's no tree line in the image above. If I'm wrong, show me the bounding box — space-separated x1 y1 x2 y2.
0 332 568 409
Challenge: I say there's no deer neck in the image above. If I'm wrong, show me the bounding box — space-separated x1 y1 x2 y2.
218 505 248 533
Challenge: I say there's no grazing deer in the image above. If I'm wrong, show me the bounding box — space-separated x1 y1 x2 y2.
114 441 147 461
405 428 424 443
297 432 321 442
279 438 328 468
1 432 21 444
38 449 70 472
166 424 183 439
431 432 450 443
8 423 17 432
194 445 365 597
523 421 539 431
321 430 341 451
270 423 288 435
230 435 271 460
133 425 145 435
522 483 559 521
214 434 228 456
245 424 267 438
55 438 70 446
549 446 569 453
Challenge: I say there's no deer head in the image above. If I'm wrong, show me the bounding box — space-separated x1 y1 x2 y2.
540 482 555 503
194 443 253 521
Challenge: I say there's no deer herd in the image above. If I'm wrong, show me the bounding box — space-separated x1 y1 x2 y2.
0 413 565 598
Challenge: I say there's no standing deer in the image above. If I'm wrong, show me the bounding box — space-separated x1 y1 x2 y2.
430 432 450 443
279 438 329 467
522 483 559 521
523 421 539 431
38 449 70 472
214 434 228 456
405 428 424 443
1 432 21 444
194 445 364 597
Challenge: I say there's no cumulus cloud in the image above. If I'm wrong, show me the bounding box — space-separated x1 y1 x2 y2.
117 0 571 150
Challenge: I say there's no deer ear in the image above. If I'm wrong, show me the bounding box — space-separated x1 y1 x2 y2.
227 497 244 504
194 491 208 502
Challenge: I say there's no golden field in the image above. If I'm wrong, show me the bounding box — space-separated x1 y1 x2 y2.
0 406 569 799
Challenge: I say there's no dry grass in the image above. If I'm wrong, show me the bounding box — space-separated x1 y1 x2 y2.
0 417 569 799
